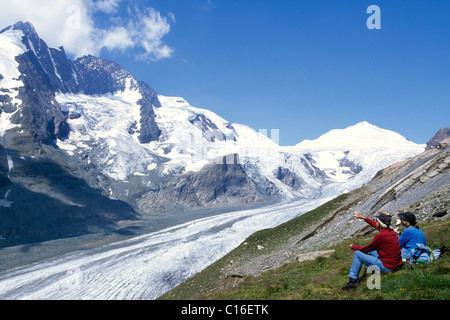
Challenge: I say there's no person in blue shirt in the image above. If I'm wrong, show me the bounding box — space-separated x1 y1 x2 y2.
397 212 428 262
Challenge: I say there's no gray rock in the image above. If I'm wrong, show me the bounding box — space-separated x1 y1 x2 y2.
426 127 450 150
138 154 276 214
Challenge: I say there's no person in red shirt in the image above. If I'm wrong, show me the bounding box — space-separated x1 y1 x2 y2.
342 211 403 290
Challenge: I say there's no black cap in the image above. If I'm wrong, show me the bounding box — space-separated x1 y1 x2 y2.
398 212 416 225
376 212 392 227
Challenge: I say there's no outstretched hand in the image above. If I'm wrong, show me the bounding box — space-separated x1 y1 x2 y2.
353 212 365 220
348 212 365 250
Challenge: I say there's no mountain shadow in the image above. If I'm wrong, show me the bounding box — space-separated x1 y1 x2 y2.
0 145 138 248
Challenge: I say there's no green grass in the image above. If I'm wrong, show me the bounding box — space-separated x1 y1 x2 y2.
210 219 450 300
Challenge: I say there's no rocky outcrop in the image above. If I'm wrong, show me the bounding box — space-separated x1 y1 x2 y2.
138 154 277 214
275 167 303 189
426 128 450 150
14 53 70 145
296 249 335 263
370 138 449 214
8 22 79 94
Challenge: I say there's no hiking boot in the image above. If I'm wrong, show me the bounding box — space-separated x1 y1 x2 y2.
341 278 359 290
358 271 368 282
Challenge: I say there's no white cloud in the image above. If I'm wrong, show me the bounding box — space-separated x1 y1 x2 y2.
91 0 122 14
99 26 134 52
202 0 214 11
167 12 176 23
128 8 174 61
0 0 174 61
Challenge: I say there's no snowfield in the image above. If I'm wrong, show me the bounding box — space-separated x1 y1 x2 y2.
56 91 150 182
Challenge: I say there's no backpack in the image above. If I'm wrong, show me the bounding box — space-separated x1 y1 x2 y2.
407 243 432 264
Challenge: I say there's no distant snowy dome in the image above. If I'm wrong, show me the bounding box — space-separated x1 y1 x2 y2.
295 121 421 150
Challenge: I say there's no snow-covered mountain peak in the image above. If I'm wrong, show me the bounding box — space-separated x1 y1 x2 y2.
295 121 422 150
3 21 36 36
157 96 190 109
154 95 240 164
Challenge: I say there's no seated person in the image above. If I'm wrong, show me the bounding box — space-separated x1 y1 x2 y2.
342 211 403 290
397 212 428 262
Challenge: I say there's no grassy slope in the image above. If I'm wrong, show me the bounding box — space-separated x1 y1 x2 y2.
159 191 449 300
211 219 449 300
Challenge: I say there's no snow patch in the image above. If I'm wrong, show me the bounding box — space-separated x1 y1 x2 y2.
184 159 209 173
0 29 26 89
0 29 27 136
55 92 152 181
0 189 13 208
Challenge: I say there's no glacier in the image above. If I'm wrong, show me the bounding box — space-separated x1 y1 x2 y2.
0 197 330 300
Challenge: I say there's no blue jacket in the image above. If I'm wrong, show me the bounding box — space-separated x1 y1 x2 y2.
399 226 426 250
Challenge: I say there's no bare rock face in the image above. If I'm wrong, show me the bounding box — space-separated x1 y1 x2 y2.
426 127 450 150
137 154 277 214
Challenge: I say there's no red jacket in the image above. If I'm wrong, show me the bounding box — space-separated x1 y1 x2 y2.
351 217 403 270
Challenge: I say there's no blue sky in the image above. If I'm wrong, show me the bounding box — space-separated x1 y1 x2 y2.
3 0 450 145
